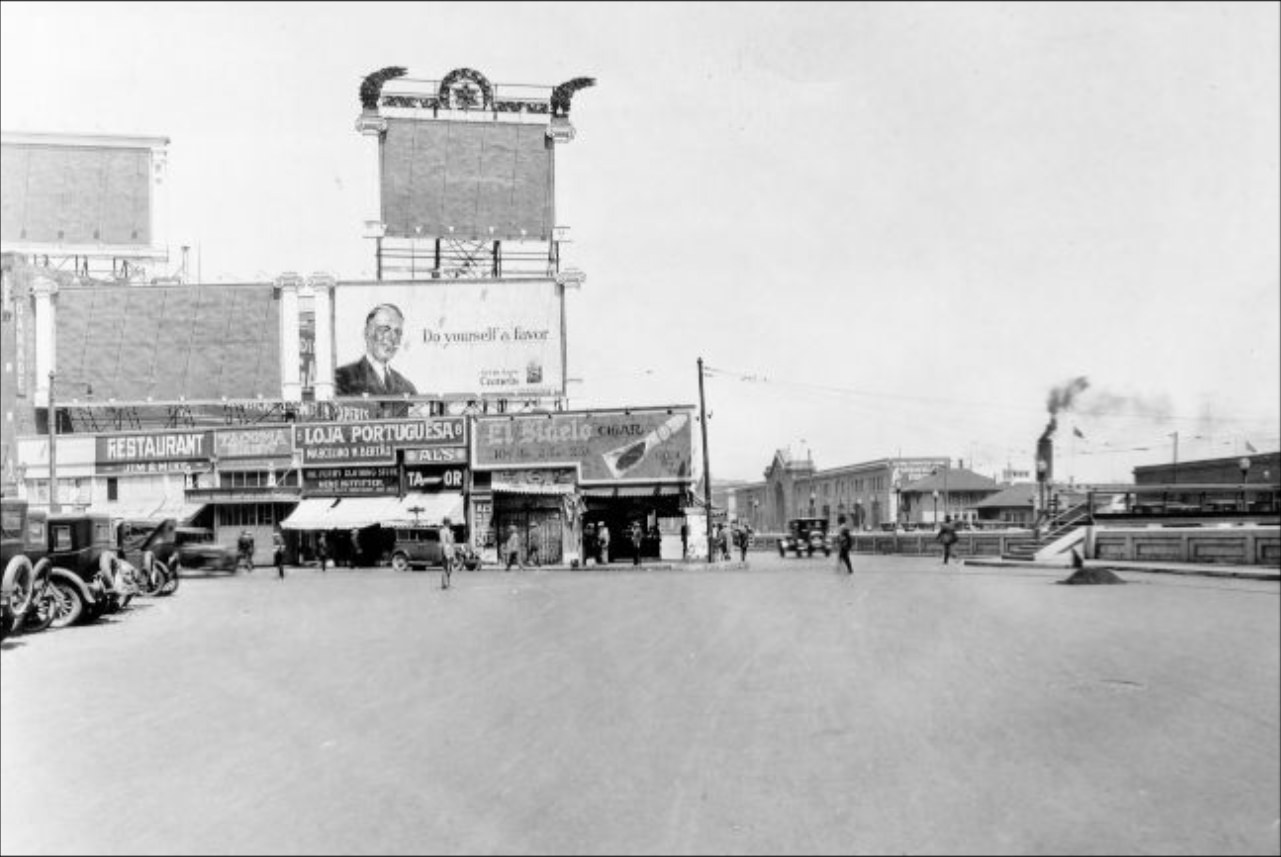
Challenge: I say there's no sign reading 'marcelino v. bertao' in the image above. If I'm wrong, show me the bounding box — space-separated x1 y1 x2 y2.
332 280 563 398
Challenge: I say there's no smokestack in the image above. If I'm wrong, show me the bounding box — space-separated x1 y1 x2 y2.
1037 435 1053 483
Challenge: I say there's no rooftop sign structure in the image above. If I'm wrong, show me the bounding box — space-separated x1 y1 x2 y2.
353 67 595 281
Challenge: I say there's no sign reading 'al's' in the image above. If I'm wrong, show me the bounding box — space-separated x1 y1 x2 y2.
294 418 466 466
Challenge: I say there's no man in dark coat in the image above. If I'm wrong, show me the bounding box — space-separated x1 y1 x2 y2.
335 303 418 397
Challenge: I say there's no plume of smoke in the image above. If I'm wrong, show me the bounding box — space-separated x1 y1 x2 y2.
1077 390 1174 422
1041 376 1090 441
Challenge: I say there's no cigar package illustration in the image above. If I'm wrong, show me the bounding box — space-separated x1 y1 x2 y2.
601 413 689 479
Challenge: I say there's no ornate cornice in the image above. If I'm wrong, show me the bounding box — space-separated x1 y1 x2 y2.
358 67 595 122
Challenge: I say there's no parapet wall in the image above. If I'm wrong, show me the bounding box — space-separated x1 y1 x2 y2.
845 526 1281 567
1086 526 1280 566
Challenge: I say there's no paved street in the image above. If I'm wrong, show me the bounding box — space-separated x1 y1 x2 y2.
2 555 1278 856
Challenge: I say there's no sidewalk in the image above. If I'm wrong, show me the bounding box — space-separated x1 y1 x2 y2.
964 556 1280 582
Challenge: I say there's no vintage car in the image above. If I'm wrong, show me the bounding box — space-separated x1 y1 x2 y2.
116 518 178 571
777 517 831 558
173 527 238 572
42 512 124 627
1 497 42 639
389 524 474 572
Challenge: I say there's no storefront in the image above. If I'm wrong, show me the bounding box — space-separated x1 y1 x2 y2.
283 416 468 566
473 407 695 566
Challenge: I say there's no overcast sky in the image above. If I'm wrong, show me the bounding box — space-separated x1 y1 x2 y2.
3 1 1278 484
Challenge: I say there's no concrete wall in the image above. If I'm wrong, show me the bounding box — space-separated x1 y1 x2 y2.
1088 526 1280 566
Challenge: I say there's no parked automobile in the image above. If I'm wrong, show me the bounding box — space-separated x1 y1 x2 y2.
1 497 40 639
115 517 180 594
173 527 238 572
777 517 831 558
389 524 474 572
42 512 125 627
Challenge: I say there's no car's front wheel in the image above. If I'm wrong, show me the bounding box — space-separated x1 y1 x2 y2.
392 553 410 572
47 580 84 629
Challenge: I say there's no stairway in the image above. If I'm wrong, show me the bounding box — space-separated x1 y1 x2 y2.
1002 502 1091 561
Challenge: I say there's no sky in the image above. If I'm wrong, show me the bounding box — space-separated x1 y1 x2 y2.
2 1 1278 485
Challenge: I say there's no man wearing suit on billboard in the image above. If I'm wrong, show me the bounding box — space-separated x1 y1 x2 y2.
335 303 419 398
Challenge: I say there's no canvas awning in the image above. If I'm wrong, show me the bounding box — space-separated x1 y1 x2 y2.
492 481 576 495
153 498 207 525
380 493 465 528
281 493 465 530
279 497 343 531
580 484 687 498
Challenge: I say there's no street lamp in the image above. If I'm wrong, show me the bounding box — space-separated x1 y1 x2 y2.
932 489 939 524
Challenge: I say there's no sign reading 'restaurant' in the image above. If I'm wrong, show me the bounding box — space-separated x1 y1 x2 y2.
97 431 211 463
293 418 466 466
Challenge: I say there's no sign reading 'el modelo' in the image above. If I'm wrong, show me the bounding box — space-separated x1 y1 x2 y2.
294 418 466 466
474 409 693 483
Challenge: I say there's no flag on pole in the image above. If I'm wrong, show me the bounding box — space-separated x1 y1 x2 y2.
1245 440 1257 453
1072 426 1085 439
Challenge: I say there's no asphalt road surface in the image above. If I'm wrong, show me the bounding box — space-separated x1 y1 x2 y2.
2 555 1278 855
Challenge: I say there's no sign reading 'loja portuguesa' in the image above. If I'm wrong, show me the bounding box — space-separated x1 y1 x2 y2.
293 417 467 466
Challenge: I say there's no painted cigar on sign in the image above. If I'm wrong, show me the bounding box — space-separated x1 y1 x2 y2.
601 413 690 479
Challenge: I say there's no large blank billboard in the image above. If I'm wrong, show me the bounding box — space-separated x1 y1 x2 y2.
333 280 563 399
1 142 153 246
55 283 282 400
380 119 553 241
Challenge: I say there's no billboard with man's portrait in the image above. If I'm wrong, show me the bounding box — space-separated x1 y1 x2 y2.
332 280 563 399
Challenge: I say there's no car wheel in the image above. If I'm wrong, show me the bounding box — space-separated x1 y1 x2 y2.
157 562 180 596
22 587 58 634
392 553 409 572
47 580 84 629
2 556 35 623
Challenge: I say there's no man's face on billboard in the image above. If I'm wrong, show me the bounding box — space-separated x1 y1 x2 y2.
364 306 404 364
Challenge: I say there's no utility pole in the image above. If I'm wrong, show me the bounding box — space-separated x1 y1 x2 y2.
1170 431 1179 484
48 371 59 512
697 357 713 564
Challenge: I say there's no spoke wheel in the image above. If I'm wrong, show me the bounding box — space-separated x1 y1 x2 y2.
157 562 180 596
22 587 58 634
392 553 409 573
47 580 84 629
2 556 35 619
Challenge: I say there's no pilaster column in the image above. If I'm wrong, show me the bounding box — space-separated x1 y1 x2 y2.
31 274 58 407
276 272 303 401
309 272 336 400
354 112 388 244
151 146 170 269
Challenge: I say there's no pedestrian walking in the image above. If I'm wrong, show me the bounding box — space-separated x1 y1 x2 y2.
237 529 255 573
440 517 456 588
597 523 611 565
273 528 286 580
317 532 329 573
737 522 753 564
504 524 524 571
836 514 854 575
936 515 958 565
680 521 689 560
630 522 643 566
